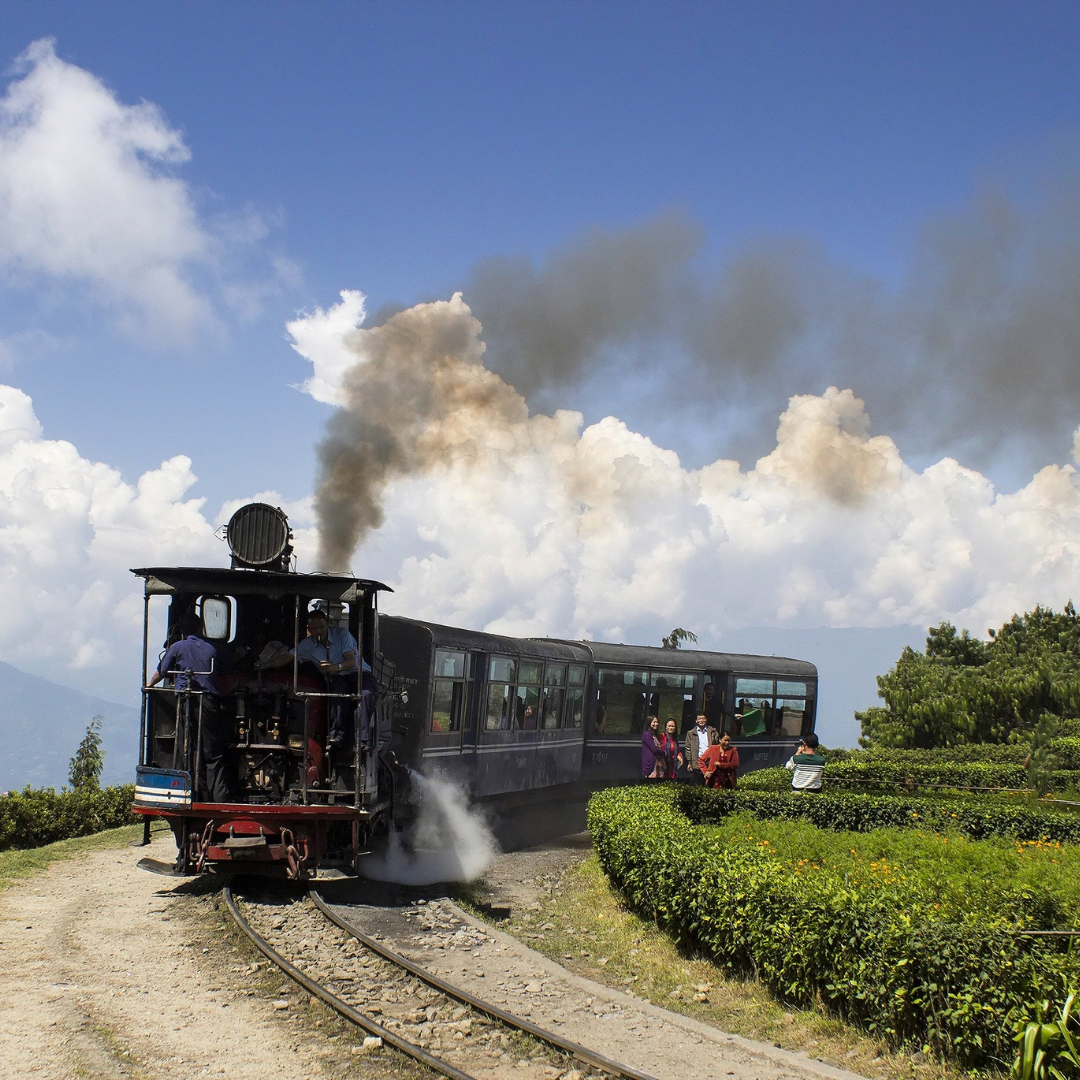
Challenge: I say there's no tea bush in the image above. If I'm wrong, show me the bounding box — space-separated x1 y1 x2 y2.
678 786 1080 843
741 759 1080 793
823 737 1080 770
0 785 137 850
588 784 1080 1068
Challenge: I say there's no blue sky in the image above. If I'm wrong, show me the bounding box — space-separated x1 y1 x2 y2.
2 3 1080 718
2 2 1080 507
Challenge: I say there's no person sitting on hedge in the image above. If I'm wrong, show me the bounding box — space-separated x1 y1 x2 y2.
698 732 739 789
785 733 825 792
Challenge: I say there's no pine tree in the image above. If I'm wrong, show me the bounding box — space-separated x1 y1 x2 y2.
69 716 105 790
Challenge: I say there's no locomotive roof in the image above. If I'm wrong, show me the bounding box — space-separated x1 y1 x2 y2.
383 615 816 678
131 566 392 601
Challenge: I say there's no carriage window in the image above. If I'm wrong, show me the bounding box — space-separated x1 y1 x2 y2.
776 698 806 737
517 684 541 729
776 680 808 697
735 677 774 696
650 671 694 689
542 663 566 729
566 688 584 728
519 660 542 685
485 682 513 730
596 668 647 735
567 664 586 686
432 651 471 732
435 649 466 679
648 669 696 735
489 656 516 682
541 686 564 729
544 662 566 686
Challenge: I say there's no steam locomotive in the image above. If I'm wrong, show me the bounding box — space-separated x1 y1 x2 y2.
133 503 817 878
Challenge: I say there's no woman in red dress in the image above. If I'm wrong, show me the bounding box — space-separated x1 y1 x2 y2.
660 717 684 779
699 732 740 789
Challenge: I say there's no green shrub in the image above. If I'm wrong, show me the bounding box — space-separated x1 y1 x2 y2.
823 738 1080 771
0 785 137 851
742 759 1080 794
588 785 1080 1068
679 786 1080 843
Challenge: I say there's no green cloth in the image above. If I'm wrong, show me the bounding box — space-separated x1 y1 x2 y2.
740 708 766 737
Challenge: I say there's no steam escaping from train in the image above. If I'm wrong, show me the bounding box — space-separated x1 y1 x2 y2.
361 773 499 885
314 294 529 571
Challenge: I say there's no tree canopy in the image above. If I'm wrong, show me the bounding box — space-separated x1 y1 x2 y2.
68 715 105 790
858 604 1080 748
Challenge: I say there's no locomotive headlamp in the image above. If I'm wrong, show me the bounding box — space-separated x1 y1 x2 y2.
225 502 293 571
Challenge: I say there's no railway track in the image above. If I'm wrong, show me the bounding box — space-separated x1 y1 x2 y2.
223 884 657 1080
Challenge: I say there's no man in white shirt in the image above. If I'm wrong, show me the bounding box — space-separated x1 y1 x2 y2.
684 713 719 781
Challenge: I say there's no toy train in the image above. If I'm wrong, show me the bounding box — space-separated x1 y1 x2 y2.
133 503 817 878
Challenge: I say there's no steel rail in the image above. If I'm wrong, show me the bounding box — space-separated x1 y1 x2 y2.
311 890 658 1080
222 885 476 1080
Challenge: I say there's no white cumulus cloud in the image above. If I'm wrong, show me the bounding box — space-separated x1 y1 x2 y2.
286 289 368 405
292 294 1080 644
0 38 279 341
0 383 222 700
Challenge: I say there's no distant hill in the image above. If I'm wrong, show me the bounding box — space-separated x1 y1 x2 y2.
0 661 139 791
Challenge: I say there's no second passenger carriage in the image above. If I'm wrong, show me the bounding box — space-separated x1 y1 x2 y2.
380 615 817 803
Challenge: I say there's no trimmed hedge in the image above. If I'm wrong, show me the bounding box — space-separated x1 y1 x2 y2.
0 785 138 851
588 785 1080 1068
823 737 1080 770
742 760 1080 793
677 786 1080 843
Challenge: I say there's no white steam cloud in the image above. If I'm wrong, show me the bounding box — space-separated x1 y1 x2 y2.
361 773 499 885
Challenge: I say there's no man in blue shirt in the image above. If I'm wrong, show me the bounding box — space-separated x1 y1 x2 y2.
148 613 230 803
261 608 367 751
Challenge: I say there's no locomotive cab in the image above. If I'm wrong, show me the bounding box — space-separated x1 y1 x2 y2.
131 503 397 879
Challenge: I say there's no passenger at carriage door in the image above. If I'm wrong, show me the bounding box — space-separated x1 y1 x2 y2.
698 732 739 789
684 713 719 782
147 612 230 803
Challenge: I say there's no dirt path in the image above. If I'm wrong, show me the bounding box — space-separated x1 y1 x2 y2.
0 834 384 1080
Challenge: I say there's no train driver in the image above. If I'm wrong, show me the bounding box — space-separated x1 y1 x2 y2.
260 608 367 750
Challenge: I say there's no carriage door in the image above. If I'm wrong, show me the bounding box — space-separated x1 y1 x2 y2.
428 648 471 752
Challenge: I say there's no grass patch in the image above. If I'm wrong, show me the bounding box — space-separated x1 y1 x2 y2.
472 852 961 1080
0 824 147 890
